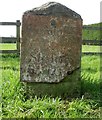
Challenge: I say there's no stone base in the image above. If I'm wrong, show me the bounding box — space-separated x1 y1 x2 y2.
23 69 81 99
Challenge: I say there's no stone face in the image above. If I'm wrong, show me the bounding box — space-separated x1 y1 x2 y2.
21 2 82 83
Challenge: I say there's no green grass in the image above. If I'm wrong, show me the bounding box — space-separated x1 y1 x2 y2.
0 53 101 118
0 43 16 50
82 22 102 40
82 45 101 52
0 43 101 118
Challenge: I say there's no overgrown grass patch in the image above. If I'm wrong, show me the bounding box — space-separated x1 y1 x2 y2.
1 53 101 118
81 55 101 101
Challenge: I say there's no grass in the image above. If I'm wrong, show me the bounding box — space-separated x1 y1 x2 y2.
82 23 101 40
0 45 101 118
0 43 16 50
82 45 101 52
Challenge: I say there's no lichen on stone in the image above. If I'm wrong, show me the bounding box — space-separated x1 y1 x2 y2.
24 2 82 19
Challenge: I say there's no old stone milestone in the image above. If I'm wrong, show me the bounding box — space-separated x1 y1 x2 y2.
21 2 82 84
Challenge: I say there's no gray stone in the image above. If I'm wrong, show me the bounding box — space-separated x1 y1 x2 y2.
21 2 82 83
24 2 82 19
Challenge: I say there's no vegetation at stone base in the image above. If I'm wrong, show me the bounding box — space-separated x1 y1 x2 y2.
1 53 101 118
82 22 102 40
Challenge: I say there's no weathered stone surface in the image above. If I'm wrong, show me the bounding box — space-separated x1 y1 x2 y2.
24 2 82 19
21 2 82 83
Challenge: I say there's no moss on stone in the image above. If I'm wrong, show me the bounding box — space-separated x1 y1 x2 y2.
23 69 81 99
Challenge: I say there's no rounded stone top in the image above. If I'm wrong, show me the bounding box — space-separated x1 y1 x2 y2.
24 2 82 19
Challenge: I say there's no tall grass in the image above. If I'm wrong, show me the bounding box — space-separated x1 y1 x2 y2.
1 53 101 118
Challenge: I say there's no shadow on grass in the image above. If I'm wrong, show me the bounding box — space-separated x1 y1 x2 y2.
0 53 20 58
81 74 101 106
0 66 19 71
